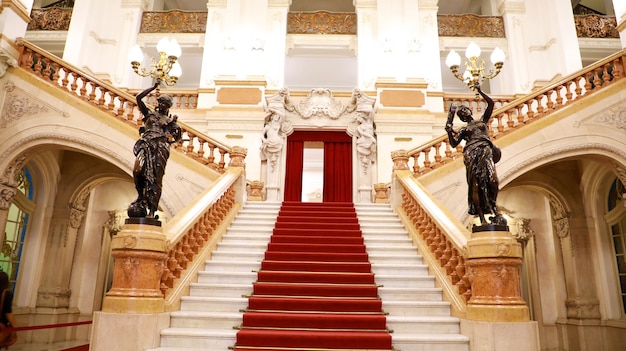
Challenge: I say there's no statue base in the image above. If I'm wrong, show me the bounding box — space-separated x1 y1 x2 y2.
125 217 162 227
472 224 509 233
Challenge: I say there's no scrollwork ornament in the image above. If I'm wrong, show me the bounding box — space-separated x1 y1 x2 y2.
0 155 27 188
68 207 85 229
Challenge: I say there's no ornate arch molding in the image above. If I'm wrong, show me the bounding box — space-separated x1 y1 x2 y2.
0 132 133 175
499 142 626 188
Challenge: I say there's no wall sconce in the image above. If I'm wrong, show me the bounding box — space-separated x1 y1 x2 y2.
445 42 505 91
128 37 182 91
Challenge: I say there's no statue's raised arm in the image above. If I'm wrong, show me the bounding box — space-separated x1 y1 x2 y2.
474 82 494 124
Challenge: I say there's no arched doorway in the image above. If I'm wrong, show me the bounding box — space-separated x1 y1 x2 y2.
284 131 353 202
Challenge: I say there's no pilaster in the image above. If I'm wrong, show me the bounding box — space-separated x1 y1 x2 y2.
614 0 626 48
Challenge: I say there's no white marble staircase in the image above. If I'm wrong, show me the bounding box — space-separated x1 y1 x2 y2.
147 202 281 351
147 201 469 351
355 203 469 351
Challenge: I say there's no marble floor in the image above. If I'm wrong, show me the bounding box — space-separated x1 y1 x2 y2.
7 341 87 351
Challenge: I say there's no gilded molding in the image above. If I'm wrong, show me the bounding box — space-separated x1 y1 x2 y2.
575 15 619 38
27 8 72 30
287 11 356 35
140 10 208 33
438 14 505 38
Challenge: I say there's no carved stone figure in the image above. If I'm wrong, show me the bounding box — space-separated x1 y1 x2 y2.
445 82 506 229
354 105 376 160
127 79 182 220
260 108 285 169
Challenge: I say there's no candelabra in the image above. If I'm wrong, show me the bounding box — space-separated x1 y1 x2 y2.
445 42 505 91
128 37 182 91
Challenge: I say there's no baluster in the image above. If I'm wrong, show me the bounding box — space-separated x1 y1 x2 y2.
516 104 524 125
443 140 453 162
495 112 505 133
504 109 514 129
186 132 196 154
526 100 534 119
447 247 459 282
440 239 452 267
422 149 431 174
411 154 419 177
218 149 227 171
573 76 583 98
554 85 565 107
535 95 545 115
33 55 43 77
432 142 442 168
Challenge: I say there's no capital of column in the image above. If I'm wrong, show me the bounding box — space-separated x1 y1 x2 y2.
102 224 168 313
465 230 530 322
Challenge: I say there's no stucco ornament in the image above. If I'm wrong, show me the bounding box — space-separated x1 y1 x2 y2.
295 88 347 119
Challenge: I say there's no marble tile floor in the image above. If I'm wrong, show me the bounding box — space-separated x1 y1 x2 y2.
7 341 87 351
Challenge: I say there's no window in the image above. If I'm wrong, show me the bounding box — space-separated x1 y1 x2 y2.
608 179 626 314
1 168 33 293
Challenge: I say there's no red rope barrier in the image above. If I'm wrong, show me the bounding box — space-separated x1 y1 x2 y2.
3 320 92 332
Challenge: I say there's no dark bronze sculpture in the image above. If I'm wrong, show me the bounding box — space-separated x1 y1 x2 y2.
445 82 507 230
127 78 182 220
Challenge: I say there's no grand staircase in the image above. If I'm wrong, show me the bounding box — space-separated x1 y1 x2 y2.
149 201 469 351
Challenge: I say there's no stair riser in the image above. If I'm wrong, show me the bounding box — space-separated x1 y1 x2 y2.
379 291 443 301
203 262 260 272
190 285 252 297
180 300 248 312
210 252 265 261
383 304 450 316
197 273 257 285
369 256 424 264
387 321 460 334
375 277 435 288
372 266 429 275
160 335 236 349
391 340 469 351
169 316 242 329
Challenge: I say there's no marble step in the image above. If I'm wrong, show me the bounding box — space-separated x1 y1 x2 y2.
372 263 429 275
158 328 236 349
189 283 252 298
375 274 435 288
179 296 248 312
169 311 242 330
196 271 258 285
387 315 460 334
368 253 424 264
391 334 470 351
379 287 443 301
203 260 261 272
382 300 451 316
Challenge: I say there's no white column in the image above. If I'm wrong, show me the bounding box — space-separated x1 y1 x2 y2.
613 0 626 48
0 0 32 73
417 0 443 111
265 0 290 90
354 0 378 90
63 0 145 87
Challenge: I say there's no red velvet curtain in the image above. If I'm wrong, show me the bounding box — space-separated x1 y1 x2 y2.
284 131 352 202
284 138 304 202
323 138 352 202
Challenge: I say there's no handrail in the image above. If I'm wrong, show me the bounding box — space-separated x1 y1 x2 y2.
15 38 232 173
160 167 243 305
394 170 471 316
407 48 626 177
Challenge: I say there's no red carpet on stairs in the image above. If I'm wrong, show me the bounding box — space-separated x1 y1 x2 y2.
234 201 393 351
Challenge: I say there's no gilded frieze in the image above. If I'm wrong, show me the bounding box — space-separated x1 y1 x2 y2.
140 10 208 33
